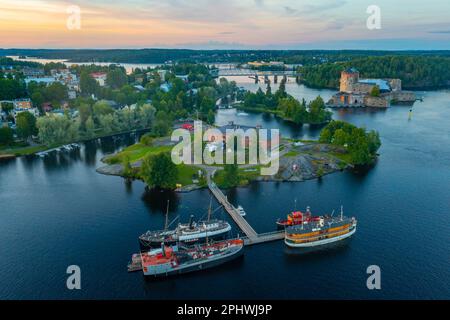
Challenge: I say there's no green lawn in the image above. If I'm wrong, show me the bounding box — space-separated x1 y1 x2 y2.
0 144 48 156
284 150 300 157
104 143 172 164
213 165 262 188
176 164 205 186
331 151 353 164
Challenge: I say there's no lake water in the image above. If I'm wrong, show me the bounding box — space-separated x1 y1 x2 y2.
7 56 160 74
1 79 449 299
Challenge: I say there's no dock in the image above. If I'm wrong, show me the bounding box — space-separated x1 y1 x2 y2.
208 178 284 246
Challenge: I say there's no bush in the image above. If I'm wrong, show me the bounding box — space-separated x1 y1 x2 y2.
140 133 154 146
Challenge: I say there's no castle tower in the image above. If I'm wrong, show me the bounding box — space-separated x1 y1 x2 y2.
340 68 359 93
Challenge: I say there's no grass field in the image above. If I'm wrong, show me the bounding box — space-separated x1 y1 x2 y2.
104 143 172 164
0 144 48 157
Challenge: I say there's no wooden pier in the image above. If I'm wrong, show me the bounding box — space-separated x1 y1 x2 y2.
208 179 284 246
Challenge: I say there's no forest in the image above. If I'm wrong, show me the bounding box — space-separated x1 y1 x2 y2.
300 56 450 90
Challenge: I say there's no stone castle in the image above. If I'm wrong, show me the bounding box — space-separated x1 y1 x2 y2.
329 68 416 108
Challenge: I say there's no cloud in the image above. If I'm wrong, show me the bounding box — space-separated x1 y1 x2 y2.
284 6 298 16
300 0 347 14
254 0 264 7
160 40 251 50
428 30 450 34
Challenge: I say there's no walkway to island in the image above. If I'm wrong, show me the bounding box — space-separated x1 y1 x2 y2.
206 170 284 246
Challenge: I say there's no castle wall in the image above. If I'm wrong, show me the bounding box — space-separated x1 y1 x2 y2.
364 96 390 108
391 91 416 102
352 83 375 95
389 79 402 92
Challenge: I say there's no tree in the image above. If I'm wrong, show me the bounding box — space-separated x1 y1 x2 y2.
222 163 239 188
15 111 37 140
84 116 95 138
98 114 117 134
0 102 13 114
206 109 215 125
140 152 178 189
122 156 133 178
370 85 381 97
138 103 156 129
0 127 14 145
266 82 272 96
80 71 99 96
46 82 68 102
36 116 79 145
106 69 128 89
0 78 26 100
31 92 45 111
308 96 332 124
274 77 287 101
319 120 381 165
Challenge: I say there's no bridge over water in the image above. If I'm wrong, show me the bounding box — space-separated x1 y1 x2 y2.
207 172 284 246
217 69 297 77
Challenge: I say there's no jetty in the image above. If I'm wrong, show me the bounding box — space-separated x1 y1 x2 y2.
207 176 284 246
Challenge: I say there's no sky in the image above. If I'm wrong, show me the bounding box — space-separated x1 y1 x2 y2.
1 0 450 50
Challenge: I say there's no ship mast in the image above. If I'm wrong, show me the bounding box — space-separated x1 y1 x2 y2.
208 196 212 222
340 205 344 221
206 198 212 244
164 200 169 231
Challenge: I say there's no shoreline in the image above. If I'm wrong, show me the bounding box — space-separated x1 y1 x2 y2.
0 128 150 160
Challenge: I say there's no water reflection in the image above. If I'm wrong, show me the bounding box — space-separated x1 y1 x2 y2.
141 188 181 215
283 238 353 260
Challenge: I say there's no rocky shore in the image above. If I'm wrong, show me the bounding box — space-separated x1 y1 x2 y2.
261 143 351 182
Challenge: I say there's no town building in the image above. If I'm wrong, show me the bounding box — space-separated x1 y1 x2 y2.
22 67 45 77
13 98 32 109
207 121 276 150
12 98 39 121
175 74 189 83
25 76 58 85
156 69 168 82
90 72 107 86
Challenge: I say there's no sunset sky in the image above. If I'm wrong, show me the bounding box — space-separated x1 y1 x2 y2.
1 0 450 49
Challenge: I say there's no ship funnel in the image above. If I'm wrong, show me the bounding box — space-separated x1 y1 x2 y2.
188 215 194 229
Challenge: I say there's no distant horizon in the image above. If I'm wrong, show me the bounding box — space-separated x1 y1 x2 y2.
2 47 450 52
1 1 450 50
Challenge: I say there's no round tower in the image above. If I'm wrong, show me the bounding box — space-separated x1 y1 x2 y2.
340 68 359 93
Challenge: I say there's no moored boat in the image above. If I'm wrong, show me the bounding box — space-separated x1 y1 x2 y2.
284 207 357 248
139 200 231 248
139 216 232 248
236 205 246 217
276 206 321 228
140 238 244 277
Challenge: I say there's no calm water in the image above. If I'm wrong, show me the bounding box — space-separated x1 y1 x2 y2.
1 80 449 299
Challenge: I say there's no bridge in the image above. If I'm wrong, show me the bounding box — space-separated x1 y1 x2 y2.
218 69 297 77
207 171 284 246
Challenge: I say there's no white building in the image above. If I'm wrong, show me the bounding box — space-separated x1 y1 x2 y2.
90 72 107 87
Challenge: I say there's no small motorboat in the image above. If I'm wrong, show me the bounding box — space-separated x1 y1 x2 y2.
236 205 246 217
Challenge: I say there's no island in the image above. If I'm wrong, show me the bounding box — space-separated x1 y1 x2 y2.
96 120 381 192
